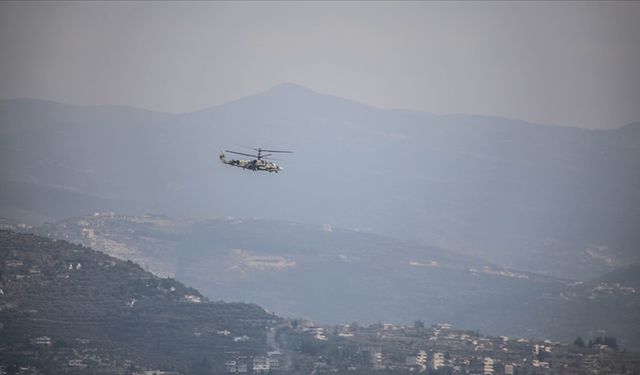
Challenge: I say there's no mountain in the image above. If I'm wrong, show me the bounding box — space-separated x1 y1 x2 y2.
590 263 640 289
0 230 278 374
1 85 640 280
3 229 639 375
534 266 640 349
32 213 640 349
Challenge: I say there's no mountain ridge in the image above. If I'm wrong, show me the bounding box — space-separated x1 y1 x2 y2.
29 212 640 349
3 83 637 131
1 84 639 281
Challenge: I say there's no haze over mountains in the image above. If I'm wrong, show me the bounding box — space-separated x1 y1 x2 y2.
30 213 640 349
4 229 638 375
2 83 639 281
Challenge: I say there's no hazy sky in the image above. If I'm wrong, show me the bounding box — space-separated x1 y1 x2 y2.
1 1 639 129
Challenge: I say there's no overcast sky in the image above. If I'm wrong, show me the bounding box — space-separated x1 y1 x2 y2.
1 1 639 129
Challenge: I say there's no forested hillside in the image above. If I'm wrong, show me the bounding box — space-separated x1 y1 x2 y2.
0 230 278 374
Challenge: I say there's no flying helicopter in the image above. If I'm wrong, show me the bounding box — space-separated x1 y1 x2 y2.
219 147 292 173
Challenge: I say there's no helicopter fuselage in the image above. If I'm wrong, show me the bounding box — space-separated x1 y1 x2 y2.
219 152 283 173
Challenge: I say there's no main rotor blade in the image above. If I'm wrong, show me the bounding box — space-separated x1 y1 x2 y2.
260 149 293 153
225 150 259 158
237 146 269 153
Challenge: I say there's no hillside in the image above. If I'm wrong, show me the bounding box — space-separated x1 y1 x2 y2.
0 230 278 374
35 213 640 348
1 229 639 375
1 85 640 280
34 213 640 348
592 263 640 289
533 266 640 350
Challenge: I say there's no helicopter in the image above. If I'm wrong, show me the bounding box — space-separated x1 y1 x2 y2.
219 147 292 173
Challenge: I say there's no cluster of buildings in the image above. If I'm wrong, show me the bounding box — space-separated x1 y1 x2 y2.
302 325 328 341
282 321 639 374
225 351 283 373
404 350 500 374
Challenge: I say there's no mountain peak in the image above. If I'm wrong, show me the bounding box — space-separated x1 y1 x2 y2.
264 82 319 97
258 82 324 98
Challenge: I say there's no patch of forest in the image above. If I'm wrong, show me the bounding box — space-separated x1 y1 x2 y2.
0 230 279 374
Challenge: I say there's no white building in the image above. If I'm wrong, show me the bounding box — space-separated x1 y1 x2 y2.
371 349 383 369
531 359 549 368
304 326 328 340
67 359 86 368
225 357 249 373
225 361 237 373
483 357 494 375
406 350 427 371
252 356 270 372
32 336 52 346
267 351 282 370
432 352 445 369
182 294 202 303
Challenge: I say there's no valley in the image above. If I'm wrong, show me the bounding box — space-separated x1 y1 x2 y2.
29 213 640 349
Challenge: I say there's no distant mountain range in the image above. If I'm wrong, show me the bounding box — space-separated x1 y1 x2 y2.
0 230 278 374
1 84 639 280
30 213 640 349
